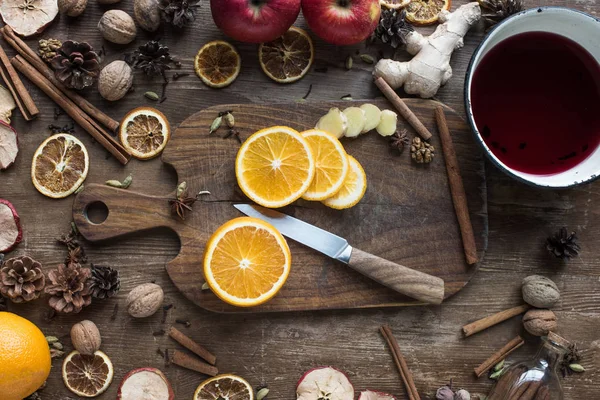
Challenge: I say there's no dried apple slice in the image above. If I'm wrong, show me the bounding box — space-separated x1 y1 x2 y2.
0 120 18 170
117 368 174 400
0 198 22 253
0 0 59 37
0 85 15 124
297 366 354 400
359 390 397 399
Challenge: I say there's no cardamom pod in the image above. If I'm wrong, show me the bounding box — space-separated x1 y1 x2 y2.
223 112 235 128
197 190 211 196
46 336 59 344
105 180 123 188
121 174 133 189
144 91 159 101
51 349 65 359
489 368 505 380
345 56 353 70
569 363 585 372
257 388 269 400
494 359 505 372
201 282 210 290
209 116 222 134
52 341 64 350
360 54 375 64
341 96 353 101
176 181 188 198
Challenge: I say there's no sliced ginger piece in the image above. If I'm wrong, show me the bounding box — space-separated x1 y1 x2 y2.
360 103 382 133
315 108 347 139
376 109 398 137
343 107 366 138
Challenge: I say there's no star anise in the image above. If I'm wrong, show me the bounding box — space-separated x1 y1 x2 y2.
389 129 409 153
169 182 198 220
57 223 87 266
546 227 580 260
125 41 180 79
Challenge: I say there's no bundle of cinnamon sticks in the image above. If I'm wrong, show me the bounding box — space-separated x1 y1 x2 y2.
0 26 131 165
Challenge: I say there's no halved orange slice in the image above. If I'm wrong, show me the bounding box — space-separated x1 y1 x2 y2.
194 374 253 400
203 217 291 307
405 0 451 25
31 133 89 198
119 107 170 160
194 40 241 88
62 350 114 398
322 155 367 210
301 129 349 201
259 26 314 83
235 126 315 208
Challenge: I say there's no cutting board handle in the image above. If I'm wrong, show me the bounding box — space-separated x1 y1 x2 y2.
72 183 177 242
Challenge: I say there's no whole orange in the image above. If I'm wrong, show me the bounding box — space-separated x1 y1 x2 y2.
0 312 51 400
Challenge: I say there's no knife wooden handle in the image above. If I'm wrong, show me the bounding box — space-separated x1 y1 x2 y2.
348 248 445 304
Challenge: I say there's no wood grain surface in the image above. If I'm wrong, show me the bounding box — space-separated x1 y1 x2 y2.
72 99 487 313
1 0 599 399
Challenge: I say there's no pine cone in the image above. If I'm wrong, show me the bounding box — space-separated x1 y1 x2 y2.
39 38 62 64
44 263 92 313
88 265 120 299
546 227 580 260
479 0 523 24
371 9 414 49
50 40 100 90
125 40 179 78
158 0 200 28
0 256 45 303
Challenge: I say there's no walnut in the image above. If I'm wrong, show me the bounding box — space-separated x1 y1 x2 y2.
70 320 101 355
58 0 87 17
134 0 161 32
522 275 560 308
523 309 557 336
98 60 133 101
98 10 137 45
126 283 164 318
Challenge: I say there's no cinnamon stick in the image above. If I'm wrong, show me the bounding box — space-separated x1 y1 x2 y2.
517 380 543 400
11 55 130 165
374 77 432 141
533 385 550 400
435 106 478 265
168 327 216 365
0 26 119 132
171 350 219 376
462 304 531 337
0 43 38 120
380 325 420 400
474 336 524 378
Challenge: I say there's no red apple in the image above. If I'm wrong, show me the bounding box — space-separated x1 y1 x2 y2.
210 0 301 43
301 0 381 45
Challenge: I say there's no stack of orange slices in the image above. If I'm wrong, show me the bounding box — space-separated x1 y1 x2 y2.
235 126 367 210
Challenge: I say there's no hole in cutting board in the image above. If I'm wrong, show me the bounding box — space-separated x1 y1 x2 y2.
85 201 109 224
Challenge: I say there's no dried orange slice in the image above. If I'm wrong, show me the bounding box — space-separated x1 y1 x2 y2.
235 126 315 208
194 374 253 400
405 0 451 25
322 155 367 210
119 107 170 160
203 217 291 307
62 350 114 398
259 26 314 84
301 129 349 201
380 0 411 9
194 40 241 88
31 133 89 199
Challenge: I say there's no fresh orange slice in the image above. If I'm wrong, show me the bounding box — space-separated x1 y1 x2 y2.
119 107 170 160
203 217 291 307
380 0 411 9
259 26 314 83
194 40 241 88
62 350 114 398
235 126 315 208
31 133 89 199
194 374 253 400
300 129 349 201
405 0 451 25
322 155 367 210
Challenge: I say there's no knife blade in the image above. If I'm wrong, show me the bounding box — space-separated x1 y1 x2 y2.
233 204 445 304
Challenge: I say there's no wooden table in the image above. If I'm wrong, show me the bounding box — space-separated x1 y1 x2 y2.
2 1 599 398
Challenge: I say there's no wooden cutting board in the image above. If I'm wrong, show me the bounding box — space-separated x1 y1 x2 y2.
72 99 488 313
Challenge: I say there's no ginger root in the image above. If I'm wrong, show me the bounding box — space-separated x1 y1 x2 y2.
374 2 481 98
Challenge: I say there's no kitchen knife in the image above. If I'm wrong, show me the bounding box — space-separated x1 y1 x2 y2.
234 204 445 305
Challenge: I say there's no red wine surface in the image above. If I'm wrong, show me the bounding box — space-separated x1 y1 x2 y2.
470 31 600 175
